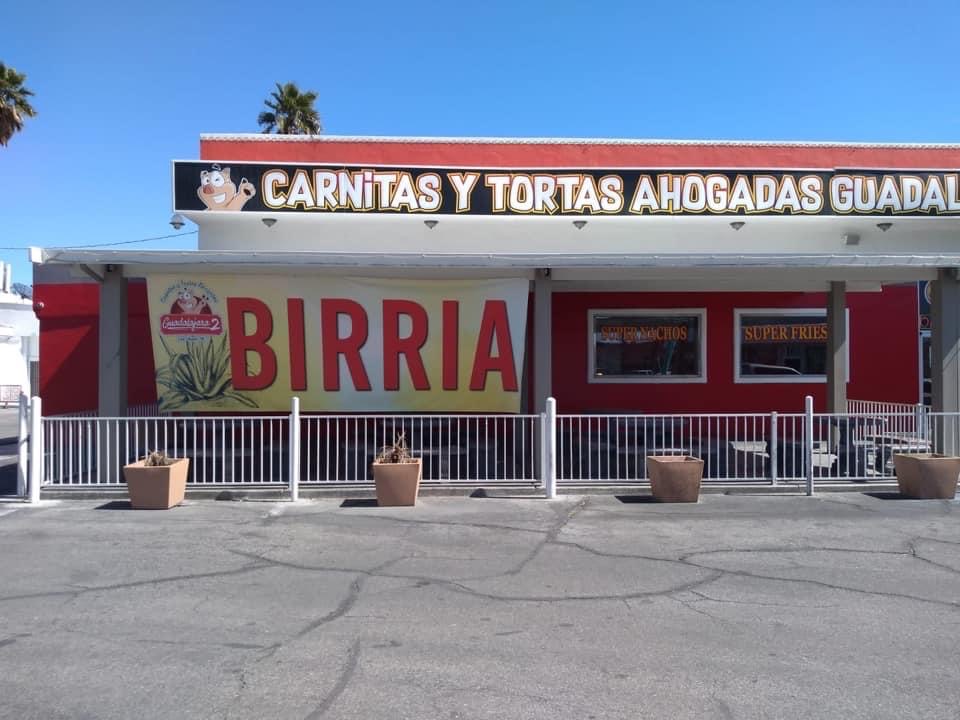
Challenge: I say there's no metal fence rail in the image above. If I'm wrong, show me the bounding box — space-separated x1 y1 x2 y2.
39 412 540 487
847 398 925 417
42 415 289 486
556 409 945 485
300 414 541 483
29 397 955 495
557 413 812 484
811 412 931 481
0 385 21 407
925 413 960 457
49 402 161 419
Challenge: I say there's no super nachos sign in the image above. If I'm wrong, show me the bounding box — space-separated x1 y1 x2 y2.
173 161 960 216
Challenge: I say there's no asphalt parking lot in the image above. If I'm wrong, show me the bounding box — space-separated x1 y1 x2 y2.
1 492 958 719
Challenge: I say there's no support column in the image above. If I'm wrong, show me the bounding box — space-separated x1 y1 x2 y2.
826 281 847 413
98 265 128 417
931 268 960 413
533 269 553 413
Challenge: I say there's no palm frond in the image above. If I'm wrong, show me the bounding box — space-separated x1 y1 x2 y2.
257 81 322 135
0 63 36 146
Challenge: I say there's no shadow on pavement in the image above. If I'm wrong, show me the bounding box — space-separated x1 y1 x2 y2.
0 463 16 496
866 492 912 501
615 494 658 504
468 488 546 500
339 498 378 508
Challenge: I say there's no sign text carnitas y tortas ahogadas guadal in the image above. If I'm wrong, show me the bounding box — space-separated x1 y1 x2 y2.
174 161 960 216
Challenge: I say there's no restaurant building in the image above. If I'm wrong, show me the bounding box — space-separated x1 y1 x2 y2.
30 135 960 421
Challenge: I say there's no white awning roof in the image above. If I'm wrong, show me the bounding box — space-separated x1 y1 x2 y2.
30 247 960 270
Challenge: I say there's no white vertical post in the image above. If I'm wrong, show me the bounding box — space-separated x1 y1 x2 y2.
769 412 778 486
825 281 847 413
539 411 547 490
289 396 300 501
914 403 926 443
533 270 553 413
29 396 42 504
17 394 28 497
543 397 557 499
804 395 814 496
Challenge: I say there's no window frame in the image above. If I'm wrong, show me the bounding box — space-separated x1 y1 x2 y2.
587 308 708 384
734 308 850 384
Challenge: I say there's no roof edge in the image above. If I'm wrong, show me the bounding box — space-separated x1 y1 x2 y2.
30 248 960 269
199 133 960 149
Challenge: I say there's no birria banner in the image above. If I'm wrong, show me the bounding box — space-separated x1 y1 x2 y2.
146 275 529 413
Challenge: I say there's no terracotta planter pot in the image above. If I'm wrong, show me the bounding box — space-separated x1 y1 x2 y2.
647 455 703 503
372 459 422 506
893 453 960 499
123 458 190 509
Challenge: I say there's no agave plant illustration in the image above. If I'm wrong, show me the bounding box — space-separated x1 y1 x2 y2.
156 335 258 411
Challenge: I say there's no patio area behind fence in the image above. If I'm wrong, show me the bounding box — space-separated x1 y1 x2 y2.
11 396 957 500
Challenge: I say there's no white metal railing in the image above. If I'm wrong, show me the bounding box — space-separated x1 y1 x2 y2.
847 399 925 415
37 408 540 488
16 393 29 498
299 414 541 483
923 413 960 457
49 402 161 419
42 415 289 486
557 412 810 484
0 385 21 407
810 412 928 481
556 405 946 489
21 395 957 499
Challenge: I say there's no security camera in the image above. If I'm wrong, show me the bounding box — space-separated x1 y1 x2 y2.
169 213 186 231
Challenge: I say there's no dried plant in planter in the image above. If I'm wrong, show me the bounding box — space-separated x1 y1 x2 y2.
143 450 175 467
375 433 417 464
124 450 191 509
371 432 421 506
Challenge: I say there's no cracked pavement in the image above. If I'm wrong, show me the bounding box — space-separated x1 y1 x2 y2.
0 492 958 719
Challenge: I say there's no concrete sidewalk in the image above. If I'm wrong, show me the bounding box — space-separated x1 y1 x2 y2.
1 493 958 719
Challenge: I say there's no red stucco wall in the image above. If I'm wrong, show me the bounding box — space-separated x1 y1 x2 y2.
201 138 960 170
34 281 157 416
33 281 917 416
550 285 918 414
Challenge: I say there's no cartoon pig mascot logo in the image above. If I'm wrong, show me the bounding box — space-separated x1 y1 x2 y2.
170 288 212 315
197 164 256 211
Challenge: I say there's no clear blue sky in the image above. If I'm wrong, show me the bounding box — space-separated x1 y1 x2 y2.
3 0 959 285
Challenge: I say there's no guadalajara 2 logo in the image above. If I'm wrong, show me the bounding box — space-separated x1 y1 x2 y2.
159 281 223 336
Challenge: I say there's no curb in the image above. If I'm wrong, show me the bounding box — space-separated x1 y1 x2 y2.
38 481 900 501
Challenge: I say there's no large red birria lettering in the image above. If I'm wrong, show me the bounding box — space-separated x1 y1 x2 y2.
224 296 519 395
383 299 430 390
321 299 372 391
227 297 277 390
470 300 518 391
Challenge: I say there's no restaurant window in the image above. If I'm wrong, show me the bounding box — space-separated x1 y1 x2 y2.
735 309 849 383
589 309 706 383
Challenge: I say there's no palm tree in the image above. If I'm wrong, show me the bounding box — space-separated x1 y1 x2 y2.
0 63 37 146
257 82 322 135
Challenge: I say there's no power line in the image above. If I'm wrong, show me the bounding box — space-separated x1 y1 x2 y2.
0 229 198 251
59 230 199 249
